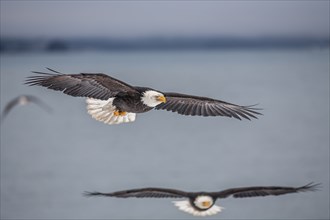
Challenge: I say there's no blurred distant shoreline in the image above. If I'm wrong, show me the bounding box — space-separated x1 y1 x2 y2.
1 36 329 53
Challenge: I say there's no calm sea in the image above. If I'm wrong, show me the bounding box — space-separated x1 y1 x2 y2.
1 48 329 219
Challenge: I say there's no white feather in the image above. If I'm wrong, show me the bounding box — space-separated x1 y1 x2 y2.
194 195 213 209
141 90 165 107
173 200 223 216
86 98 136 125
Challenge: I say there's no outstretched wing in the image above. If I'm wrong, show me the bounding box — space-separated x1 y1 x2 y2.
84 187 189 199
1 95 52 122
26 95 52 113
1 96 21 121
212 182 320 199
25 68 138 100
155 92 261 120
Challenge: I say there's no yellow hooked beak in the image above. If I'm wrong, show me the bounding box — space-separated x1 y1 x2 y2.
202 201 212 208
157 95 166 103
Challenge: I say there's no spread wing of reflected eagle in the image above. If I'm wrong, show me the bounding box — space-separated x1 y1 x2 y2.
25 68 261 125
1 95 52 122
84 183 319 217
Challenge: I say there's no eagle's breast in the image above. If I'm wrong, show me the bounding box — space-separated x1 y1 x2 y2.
113 92 152 113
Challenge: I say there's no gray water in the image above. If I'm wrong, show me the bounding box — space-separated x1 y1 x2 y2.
1 49 329 219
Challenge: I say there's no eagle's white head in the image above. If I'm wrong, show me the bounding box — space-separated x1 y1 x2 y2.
173 196 223 216
141 90 166 107
194 195 214 210
19 96 30 105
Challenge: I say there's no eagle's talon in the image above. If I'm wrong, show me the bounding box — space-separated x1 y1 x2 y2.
114 110 127 116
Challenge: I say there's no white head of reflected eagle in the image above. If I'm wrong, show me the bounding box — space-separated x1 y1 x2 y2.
84 183 319 216
26 68 261 125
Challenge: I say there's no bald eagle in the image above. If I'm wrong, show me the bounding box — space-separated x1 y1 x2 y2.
84 183 319 216
25 68 261 125
1 95 51 122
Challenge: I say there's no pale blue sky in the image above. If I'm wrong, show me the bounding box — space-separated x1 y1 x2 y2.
1 1 329 38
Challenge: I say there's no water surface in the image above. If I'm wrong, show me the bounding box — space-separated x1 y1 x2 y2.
1 48 329 219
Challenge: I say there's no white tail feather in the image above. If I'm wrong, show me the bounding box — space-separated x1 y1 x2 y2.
86 98 136 125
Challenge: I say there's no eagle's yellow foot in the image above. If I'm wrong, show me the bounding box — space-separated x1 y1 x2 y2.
114 110 127 116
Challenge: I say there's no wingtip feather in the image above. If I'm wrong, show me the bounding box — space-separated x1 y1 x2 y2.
83 191 104 197
299 182 322 192
46 67 62 73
